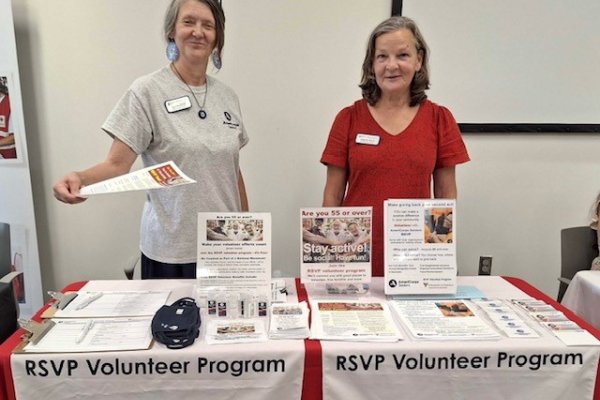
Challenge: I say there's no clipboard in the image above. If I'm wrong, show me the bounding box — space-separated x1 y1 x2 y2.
14 317 155 353
12 319 56 353
41 292 78 319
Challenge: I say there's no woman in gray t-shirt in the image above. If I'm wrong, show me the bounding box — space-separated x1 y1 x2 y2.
53 0 249 279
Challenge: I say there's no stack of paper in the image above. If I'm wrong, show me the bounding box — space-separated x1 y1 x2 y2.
512 299 600 346
472 299 539 338
23 317 154 353
268 302 310 340
309 300 403 342
205 319 268 345
53 290 171 318
390 300 501 341
23 290 171 353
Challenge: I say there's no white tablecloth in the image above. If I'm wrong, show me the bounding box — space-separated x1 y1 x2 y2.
320 276 599 400
562 271 600 329
10 279 305 400
6 277 600 400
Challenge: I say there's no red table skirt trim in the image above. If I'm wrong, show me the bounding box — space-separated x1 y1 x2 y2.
0 281 87 400
296 278 323 400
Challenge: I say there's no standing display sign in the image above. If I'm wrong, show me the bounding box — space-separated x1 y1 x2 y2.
196 212 271 296
0 0 43 317
384 199 457 295
300 207 372 286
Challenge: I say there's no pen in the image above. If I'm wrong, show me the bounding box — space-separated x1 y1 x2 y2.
75 320 94 344
75 292 103 310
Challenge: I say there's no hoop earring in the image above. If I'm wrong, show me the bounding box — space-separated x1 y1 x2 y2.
211 50 222 70
166 40 179 62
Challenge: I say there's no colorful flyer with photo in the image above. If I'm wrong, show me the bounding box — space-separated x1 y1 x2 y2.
197 212 271 295
300 207 372 285
384 199 457 295
79 160 195 196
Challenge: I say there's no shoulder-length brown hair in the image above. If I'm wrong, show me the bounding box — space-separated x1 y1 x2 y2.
359 16 430 107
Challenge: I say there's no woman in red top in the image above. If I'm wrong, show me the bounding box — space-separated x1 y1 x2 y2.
320 16 470 276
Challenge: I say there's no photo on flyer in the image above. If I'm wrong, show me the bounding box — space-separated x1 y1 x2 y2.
197 212 271 294
300 207 372 285
424 207 453 244
384 199 457 295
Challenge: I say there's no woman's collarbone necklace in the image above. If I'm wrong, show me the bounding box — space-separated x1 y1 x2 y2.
171 63 208 120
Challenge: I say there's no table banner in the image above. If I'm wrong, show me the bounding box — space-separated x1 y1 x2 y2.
7 280 304 400
11 340 304 400
322 341 599 400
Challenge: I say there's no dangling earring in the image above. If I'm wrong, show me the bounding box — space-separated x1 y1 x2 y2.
211 50 222 70
166 39 179 62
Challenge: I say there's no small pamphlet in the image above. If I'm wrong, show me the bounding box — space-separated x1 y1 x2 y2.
268 302 310 340
390 300 501 341
79 160 195 196
196 213 271 298
472 299 539 338
309 300 402 342
205 318 267 345
512 299 600 346
384 199 457 295
271 279 287 303
300 207 372 285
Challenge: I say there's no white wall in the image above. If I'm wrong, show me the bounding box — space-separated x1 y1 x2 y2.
403 0 600 124
11 0 600 298
0 0 43 317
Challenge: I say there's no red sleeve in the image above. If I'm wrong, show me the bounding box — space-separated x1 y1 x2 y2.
435 105 470 169
320 107 352 168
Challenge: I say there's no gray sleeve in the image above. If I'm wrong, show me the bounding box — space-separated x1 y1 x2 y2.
101 88 153 154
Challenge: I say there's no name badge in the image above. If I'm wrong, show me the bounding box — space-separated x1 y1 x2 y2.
356 133 380 146
165 96 192 113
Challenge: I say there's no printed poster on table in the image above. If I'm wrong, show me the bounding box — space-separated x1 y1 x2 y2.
301 207 372 285
197 212 271 295
384 199 457 295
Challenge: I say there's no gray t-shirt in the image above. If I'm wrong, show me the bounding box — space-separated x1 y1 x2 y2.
102 66 248 263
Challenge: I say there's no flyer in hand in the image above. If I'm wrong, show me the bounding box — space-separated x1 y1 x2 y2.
79 160 195 196
300 207 372 285
384 199 457 295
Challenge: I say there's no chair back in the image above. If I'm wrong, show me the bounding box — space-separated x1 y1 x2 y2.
0 280 18 343
0 222 18 343
558 226 599 301
0 222 11 277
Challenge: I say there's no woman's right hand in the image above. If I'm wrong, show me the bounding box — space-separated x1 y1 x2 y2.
53 172 87 204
